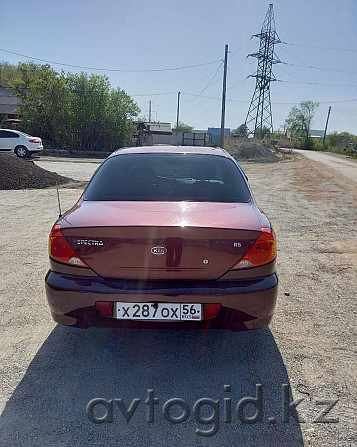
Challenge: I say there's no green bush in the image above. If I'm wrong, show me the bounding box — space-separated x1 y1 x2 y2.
313 141 324 151
325 146 355 156
10 62 140 152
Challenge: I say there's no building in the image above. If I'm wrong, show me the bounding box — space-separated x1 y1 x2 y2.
207 127 231 146
309 130 325 140
136 122 207 146
136 121 172 146
0 86 22 122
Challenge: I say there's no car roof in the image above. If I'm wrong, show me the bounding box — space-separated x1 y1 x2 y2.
109 146 231 158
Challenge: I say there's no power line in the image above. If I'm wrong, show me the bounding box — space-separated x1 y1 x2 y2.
274 98 357 105
331 107 357 114
183 61 224 102
278 62 357 87
277 64 357 86
195 102 222 115
279 47 357 75
228 60 246 71
227 76 248 91
282 41 357 52
279 47 310 66
277 65 357 87
182 92 357 105
4 82 357 106
333 106 357 111
284 62 357 75
275 65 309 83
229 40 255 58
122 62 245 105
228 57 254 72
131 91 176 97
230 91 251 101
137 62 223 116
183 92 243 101
279 79 357 87
0 48 222 73
188 61 226 92
197 58 253 92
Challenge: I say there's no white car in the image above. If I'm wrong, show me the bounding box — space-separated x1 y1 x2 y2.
0 129 43 158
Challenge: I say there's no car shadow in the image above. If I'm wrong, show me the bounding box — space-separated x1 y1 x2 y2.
0 326 304 446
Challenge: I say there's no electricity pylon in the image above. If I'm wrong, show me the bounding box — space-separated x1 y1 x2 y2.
245 4 281 137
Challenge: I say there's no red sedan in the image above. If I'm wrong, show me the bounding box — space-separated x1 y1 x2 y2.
45 146 277 331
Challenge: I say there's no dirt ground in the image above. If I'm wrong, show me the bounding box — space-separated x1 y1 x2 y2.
0 154 355 446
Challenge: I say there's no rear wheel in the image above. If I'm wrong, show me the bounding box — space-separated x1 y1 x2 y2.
15 146 29 158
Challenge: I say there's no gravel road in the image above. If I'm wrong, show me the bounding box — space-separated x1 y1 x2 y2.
0 155 355 447
292 149 357 182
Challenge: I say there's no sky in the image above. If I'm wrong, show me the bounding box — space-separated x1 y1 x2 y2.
0 0 356 134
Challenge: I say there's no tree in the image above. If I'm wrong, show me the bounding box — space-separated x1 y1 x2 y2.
326 131 339 148
255 126 270 140
10 62 140 151
11 63 69 148
232 123 249 138
173 121 193 132
285 100 319 149
65 72 111 151
104 88 139 149
270 131 285 140
0 61 20 86
326 131 356 149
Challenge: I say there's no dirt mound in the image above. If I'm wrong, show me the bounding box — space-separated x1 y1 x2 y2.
227 141 280 163
0 154 72 190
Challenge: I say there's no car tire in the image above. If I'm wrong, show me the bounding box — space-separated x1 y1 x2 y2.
15 146 29 158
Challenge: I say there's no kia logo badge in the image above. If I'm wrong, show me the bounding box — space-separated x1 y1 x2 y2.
151 246 167 255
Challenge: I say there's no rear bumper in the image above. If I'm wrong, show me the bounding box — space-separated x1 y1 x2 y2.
29 145 43 153
45 271 278 331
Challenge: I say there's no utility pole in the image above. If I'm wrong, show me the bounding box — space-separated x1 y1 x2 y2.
176 91 181 130
220 44 228 148
148 100 152 122
322 106 331 147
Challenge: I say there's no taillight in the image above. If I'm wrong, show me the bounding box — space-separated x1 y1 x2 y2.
49 224 88 267
28 139 40 143
230 228 277 270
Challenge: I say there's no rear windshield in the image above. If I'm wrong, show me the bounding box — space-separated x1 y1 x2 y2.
84 153 251 203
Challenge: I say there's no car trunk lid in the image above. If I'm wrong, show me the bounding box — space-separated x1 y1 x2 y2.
60 201 262 280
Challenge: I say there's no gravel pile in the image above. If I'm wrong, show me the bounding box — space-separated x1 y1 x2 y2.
0 154 72 190
227 141 280 163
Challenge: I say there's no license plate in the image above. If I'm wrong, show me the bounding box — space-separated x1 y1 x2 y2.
115 302 202 321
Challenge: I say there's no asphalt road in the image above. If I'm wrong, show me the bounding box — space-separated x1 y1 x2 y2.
0 155 355 447
292 149 357 182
